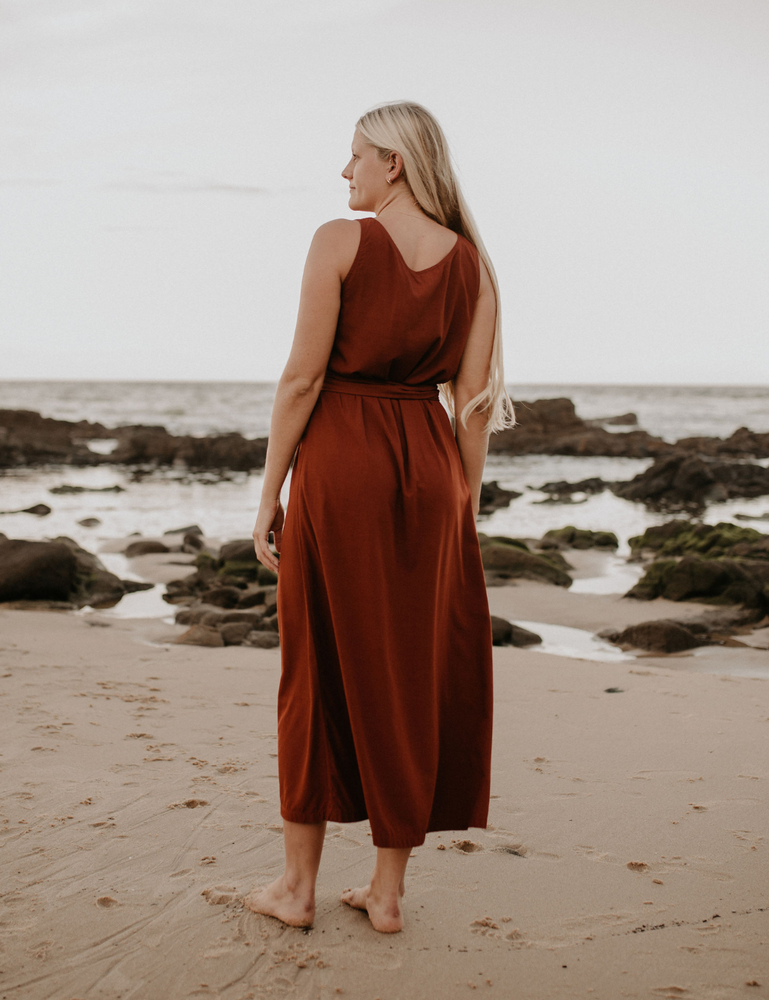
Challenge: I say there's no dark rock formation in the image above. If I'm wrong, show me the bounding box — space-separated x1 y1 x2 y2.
0 504 52 516
488 398 671 458
590 412 638 427
478 481 521 515
124 540 170 558
539 526 619 550
49 484 125 495
674 427 769 460
110 427 268 472
626 554 769 610
629 521 769 561
602 619 707 653
490 616 543 647
478 534 573 587
174 624 225 647
601 607 765 653
614 455 769 510
537 477 612 502
0 410 109 467
0 409 268 471
0 535 133 608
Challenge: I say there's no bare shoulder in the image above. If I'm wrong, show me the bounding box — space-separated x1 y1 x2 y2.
307 219 361 278
477 254 494 296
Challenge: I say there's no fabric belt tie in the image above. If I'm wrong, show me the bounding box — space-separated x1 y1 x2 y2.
321 373 439 400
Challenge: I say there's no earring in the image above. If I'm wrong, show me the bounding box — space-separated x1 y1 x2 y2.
386 176 392 185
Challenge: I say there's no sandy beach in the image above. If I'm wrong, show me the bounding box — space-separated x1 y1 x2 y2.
2 573 767 1000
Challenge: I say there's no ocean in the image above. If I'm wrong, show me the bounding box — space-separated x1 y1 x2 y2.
2 381 768 603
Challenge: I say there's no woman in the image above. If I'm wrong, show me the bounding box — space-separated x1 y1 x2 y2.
247 101 514 934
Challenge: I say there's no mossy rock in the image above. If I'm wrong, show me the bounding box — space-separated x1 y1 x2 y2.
625 559 678 600
257 565 278 585
629 521 766 559
477 534 530 552
542 526 619 550
481 544 572 587
219 559 260 581
626 554 769 609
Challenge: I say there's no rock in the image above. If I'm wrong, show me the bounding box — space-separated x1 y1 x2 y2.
606 619 708 653
217 610 264 627
592 412 638 426
245 630 281 648
110 426 268 472
121 580 154 594
0 503 52 516
49 484 125 494
124 539 170 557
174 625 224 647
219 539 257 563
478 481 522 515
175 606 212 625
78 517 101 527
0 409 109 467
0 538 77 602
199 586 242 608
540 526 619 550
164 524 203 535
0 535 126 607
479 539 572 587
238 589 269 609
490 616 542 647
537 478 611 502
629 521 768 560
488 398 671 459
627 555 769 610
673 426 769 460
220 621 253 645
614 455 769 510
182 532 204 552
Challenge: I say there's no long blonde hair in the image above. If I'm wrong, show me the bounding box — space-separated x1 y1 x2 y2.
356 101 515 432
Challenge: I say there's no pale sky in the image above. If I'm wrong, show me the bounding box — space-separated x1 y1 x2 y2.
1 0 768 384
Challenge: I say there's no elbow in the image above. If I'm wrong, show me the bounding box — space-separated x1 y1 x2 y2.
281 371 325 398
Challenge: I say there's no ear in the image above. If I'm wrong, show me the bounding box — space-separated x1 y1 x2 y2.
387 149 404 183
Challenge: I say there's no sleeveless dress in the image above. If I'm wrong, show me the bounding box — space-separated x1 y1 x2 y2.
275 216 494 849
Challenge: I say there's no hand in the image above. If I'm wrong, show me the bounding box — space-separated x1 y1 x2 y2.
252 497 284 574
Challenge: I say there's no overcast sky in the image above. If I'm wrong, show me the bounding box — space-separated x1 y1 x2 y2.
1 0 768 384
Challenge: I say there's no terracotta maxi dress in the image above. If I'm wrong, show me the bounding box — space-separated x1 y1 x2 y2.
276 217 494 849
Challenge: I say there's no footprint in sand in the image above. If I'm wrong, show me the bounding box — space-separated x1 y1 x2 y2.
451 839 483 853
493 843 527 858
96 896 119 908
167 798 209 809
202 885 239 906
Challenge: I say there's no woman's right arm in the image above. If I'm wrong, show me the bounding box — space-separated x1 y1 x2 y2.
453 260 497 517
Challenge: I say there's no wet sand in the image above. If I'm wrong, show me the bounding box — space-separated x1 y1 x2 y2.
1 584 768 999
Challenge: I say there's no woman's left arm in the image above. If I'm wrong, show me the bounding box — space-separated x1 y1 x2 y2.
252 219 360 573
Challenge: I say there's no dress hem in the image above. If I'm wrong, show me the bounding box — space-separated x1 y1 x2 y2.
280 807 488 850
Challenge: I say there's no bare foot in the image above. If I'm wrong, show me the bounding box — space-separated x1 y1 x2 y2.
340 882 404 933
244 874 314 928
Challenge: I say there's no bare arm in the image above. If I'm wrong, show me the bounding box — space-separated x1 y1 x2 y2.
252 220 359 572
453 259 497 518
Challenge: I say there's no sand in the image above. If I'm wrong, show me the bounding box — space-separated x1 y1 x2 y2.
1 581 768 1000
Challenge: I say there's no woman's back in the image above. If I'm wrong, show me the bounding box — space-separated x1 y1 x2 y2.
327 217 480 385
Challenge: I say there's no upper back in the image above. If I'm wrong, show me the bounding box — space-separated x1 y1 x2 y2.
328 217 481 385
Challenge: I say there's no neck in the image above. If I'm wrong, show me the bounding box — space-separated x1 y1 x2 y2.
375 187 424 219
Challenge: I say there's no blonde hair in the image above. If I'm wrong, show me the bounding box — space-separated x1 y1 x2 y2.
356 100 515 432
